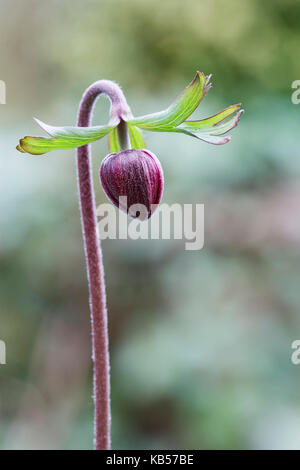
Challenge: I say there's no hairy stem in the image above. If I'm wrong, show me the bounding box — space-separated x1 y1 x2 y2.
76 80 131 450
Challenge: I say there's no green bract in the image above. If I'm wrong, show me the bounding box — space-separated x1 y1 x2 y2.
128 72 210 130
17 72 243 155
108 124 145 153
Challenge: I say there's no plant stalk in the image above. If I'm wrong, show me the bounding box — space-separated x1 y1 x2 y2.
76 80 131 450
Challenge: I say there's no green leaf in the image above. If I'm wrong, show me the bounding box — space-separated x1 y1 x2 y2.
18 136 89 155
16 144 26 153
108 124 145 152
190 133 232 145
35 118 114 141
108 127 121 153
135 103 244 146
128 71 210 131
180 104 242 130
128 124 145 149
159 126 232 145
17 119 115 155
179 107 244 136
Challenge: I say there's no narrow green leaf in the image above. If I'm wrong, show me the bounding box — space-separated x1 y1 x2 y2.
128 71 210 131
128 124 145 149
108 127 121 153
181 104 241 130
191 134 231 145
18 136 91 155
162 127 232 145
16 144 26 153
35 118 114 141
179 108 244 136
17 119 115 155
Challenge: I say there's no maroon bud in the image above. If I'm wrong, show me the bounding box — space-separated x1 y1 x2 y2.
100 149 164 220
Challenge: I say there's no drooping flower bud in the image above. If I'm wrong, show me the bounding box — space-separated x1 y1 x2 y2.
100 149 164 220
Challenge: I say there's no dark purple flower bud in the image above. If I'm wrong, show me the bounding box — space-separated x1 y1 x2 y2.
100 149 164 220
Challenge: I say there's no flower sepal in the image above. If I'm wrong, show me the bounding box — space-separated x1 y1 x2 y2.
16 71 244 156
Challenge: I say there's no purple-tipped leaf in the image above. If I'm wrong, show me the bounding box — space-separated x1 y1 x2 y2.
128 72 211 130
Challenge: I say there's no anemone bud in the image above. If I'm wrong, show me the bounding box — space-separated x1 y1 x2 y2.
100 149 164 220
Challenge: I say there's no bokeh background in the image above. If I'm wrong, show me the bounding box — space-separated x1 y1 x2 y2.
1 0 300 449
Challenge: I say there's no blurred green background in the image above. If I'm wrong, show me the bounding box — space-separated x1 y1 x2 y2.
1 0 300 450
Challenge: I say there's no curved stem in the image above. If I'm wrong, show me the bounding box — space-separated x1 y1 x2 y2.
76 80 131 450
